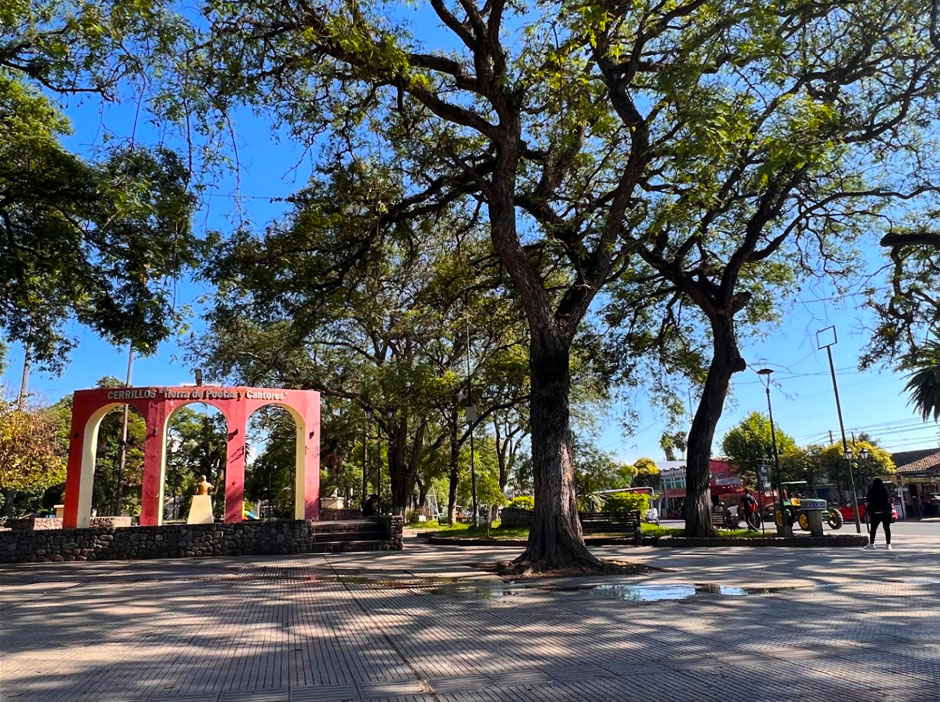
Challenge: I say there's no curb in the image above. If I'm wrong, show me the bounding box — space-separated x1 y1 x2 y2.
425 534 870 548
652 535 869 547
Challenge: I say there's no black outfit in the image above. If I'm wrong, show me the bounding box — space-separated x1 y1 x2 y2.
866 483 892 545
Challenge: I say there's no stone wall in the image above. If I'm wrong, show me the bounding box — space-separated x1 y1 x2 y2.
382 514 404 548
6 516 133 531
499 507 533 529
319 508 365 521
0 518 400 564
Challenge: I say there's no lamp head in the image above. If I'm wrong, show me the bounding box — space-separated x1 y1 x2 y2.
756 368 773 388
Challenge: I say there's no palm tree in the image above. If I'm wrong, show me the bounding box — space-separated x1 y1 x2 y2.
902 340 940 422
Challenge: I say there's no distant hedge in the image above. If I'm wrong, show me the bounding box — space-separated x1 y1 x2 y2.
604 492 649 514
510 495 534 510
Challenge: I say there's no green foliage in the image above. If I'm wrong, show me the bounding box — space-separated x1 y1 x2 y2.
721 412 799 486
574 443 636 497
192 170 530 516
1 0 182 99
865 226 940 372
603 491 649 515
510 495 534 511
900 340 940 422
0 399 65 501
0 70 198 369
457 442 508 511
660 432 687 462
631 458 661 491
817 442 895 491
164 406 227 519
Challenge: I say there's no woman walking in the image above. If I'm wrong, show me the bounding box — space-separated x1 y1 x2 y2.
865 478 893 551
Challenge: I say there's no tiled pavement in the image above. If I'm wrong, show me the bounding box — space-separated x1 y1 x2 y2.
2 539 939 702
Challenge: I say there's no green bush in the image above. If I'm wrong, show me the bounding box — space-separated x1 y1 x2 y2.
510 495 534 510
603 492 649 514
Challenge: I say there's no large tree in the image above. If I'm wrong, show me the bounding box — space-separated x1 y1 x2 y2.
0 74 198 369
599 0 940 535
869 225 940 422
194 171 529 517
1 1 199 371
0 397 66 518
93 0 939 562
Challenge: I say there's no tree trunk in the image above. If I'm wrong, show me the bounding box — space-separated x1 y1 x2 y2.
2 489 16 519
415 476 428 512
388 413 422 516
494 420 508 490
684 312 747 537
513 331 601 572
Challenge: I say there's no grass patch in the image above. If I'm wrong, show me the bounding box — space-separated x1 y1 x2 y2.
641 523 684 537
418 523 531 539
713 528 769 538
407 519 467 531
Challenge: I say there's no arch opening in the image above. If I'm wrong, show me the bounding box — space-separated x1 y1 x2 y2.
90 403 147 519
245 404 302 519
163 403 227 522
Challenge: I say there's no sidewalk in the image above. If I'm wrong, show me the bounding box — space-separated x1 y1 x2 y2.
2 532 938 702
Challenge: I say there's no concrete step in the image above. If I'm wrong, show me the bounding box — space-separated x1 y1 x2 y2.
308 519 382 534
306 540 400 553
311 530 388 542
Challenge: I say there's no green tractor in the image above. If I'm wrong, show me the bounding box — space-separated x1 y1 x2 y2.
773 481 843 531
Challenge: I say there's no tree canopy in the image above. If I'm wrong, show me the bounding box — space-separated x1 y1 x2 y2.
1 0 199 369
0 397 66 516
0 72 199 369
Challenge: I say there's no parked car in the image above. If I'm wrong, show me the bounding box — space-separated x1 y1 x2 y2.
838 498 898 523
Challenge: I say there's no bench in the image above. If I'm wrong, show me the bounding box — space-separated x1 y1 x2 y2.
578 510 642 546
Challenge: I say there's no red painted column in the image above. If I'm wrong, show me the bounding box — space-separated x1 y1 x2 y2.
63 393 93 529
304 398 321 520
139 401 169 527
225 401 247 522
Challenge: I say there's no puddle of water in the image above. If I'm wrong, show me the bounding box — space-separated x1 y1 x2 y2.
427 585 530 599
886 578 940 585
426 582 805 601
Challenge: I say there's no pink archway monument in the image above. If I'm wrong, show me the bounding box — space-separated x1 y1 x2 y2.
63 386 320 528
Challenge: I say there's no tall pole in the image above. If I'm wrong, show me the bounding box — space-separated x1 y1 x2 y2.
113 345 134 516
361 413 369 510
817 327 861 532
756 459 767 537
376 427 382 514
466 318 478 528
757 369 789 536
17 337 32 409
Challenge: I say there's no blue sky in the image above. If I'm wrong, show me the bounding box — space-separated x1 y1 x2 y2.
4 14 939 463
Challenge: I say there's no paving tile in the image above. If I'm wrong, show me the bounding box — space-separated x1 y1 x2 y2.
426 675 492 693
291 683 360 702
2 546 938 702
357 680 427 698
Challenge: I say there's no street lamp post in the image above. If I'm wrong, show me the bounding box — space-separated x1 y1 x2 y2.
845 446 869 526
464 318 478 528
362 410 371 512
757 369 790 536
465 404 479 528
816 326 861 533
756 458 770 536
